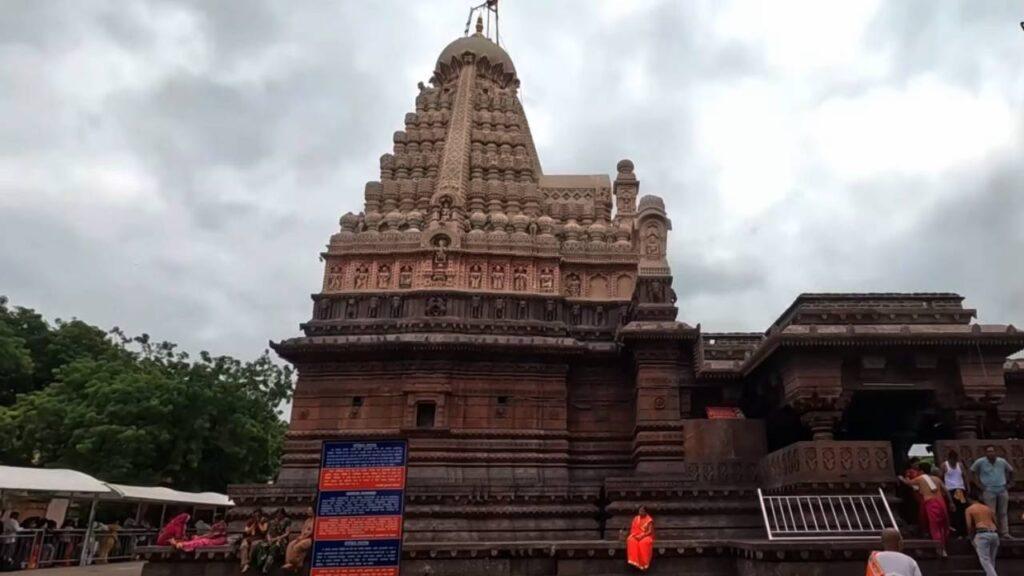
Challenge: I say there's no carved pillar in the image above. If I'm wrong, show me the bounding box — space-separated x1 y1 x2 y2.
953 410 985 440
780 353 846 440
631 342 686 474
800 411 842 441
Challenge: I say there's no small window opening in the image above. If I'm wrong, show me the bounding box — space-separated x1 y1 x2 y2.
352 396 364 407
416 402 436 428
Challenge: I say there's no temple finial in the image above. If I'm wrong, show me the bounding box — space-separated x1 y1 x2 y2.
475 15 484 35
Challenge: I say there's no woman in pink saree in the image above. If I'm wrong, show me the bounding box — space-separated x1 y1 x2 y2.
174 517 228 552
156 513 190 546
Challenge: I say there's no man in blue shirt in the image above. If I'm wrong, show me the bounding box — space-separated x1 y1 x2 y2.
971 445 1015 538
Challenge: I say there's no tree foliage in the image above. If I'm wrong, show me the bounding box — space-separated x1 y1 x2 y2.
0 297 294 492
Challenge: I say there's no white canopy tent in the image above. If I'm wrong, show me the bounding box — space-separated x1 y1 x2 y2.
105 484 234 507
0 465 115 497
0 465 233 566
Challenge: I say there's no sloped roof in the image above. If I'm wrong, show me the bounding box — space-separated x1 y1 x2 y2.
0 466 113 496
0 465 232 506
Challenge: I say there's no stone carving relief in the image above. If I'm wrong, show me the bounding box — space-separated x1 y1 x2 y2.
399 265 413 289
544 300 556 321
368 296 380 318
512 266 528 291
565 273 581 298
435 196 454 222
377 264 391 288
539 268 554 293
491 265 505 290
494 298 506 320
389 296 403 318
643 222 664 258
471 296 482 319
469 264 483 289
426 296 447 317
354 265 369 290
432 236 450 270
326 264 344 291
345 297 357 319
515 299 527 320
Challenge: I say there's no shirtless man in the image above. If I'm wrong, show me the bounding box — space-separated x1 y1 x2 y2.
898 461 953 558
966 497 1000 576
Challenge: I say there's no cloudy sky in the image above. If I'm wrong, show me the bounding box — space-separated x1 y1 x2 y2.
1 0 1022 362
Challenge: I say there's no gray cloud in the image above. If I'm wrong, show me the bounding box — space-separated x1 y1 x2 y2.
1 0 1021 364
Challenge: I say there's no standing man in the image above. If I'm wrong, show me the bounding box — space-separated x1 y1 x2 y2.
898 462 953 558
866 528 922 576
942 450 969 537
970 446 1015 539
966 496 1000 576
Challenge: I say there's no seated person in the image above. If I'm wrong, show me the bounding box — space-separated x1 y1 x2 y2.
282 507 315 572
239 510 268 573
156 513 190 546
249 509 291 574
174 517 227 552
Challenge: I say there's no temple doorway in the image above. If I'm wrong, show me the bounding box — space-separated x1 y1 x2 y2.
837 390 953 471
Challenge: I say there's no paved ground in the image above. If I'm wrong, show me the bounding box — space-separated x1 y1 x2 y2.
29 562 145 575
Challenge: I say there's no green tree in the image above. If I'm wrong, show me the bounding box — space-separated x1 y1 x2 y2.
0 301 294 492
0 320 34 405
0 297 120 405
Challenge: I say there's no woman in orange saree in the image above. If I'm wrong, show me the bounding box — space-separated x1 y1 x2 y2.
625 506 655 570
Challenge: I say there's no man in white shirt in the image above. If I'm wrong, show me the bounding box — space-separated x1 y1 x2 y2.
1 512 21 566
867 528 922 576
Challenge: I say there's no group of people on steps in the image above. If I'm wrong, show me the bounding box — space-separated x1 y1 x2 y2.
897 445 1014 576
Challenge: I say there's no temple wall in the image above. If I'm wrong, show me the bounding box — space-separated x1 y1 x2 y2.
683 419 766 460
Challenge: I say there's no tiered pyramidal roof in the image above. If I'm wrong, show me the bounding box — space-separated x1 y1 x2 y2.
317 18 674 317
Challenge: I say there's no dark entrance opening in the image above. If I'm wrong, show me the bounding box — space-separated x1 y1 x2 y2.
838 390 952 470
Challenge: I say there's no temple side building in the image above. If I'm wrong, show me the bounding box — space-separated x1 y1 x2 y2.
224 19 1024 576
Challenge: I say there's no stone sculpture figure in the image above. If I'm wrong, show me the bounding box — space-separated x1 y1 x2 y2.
491 265 505 290
345 298 358 319
368 296 380 318
469 264 483 289
377 265 391 288
565 273 581 297
513 267 528 291
471 296 482 319
399 265 413 289
438 197 453 221
426 296 446 317
354 266 369 289
516 299 527 320
494 298 506 320
433 237 450 269
544 300 557 321
539 268 554 292
389 296 403 318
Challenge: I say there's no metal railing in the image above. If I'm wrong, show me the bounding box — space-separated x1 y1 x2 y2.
757 488 899 541
1 527 158 570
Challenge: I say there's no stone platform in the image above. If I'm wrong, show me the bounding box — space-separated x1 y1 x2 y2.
138 538 1024 576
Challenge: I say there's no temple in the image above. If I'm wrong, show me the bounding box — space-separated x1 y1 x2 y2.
224 17 1024 576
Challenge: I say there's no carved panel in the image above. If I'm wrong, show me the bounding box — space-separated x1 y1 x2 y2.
758 441 893 491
